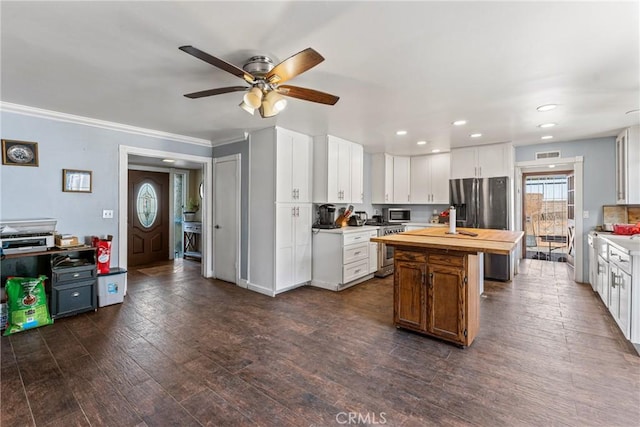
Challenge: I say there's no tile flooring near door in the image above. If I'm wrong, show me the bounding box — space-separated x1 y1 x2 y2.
1 259 639 426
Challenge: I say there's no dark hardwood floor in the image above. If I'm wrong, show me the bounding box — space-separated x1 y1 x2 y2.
2 258 639 426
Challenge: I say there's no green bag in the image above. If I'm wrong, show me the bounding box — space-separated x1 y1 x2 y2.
3 275 53 336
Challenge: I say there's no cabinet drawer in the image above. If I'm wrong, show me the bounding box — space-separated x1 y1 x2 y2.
52 266 96 284
608 245 631 273
183 222 202 233
343 242 368 264
395 250 427 263
343 232 369 246
343 259 369 283
51 280 96 318
428 253 464 267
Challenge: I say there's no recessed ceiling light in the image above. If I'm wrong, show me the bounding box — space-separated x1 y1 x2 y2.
452 120 467 126
548 164 556 168
162 159 176 163
541 135 553 140
432 149 441 153
538 123 557 128
416 140 427 145
537 104 557 112
396 130 407 136
470 133 482 138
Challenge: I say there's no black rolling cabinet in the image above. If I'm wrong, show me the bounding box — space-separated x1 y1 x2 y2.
50 249 97 318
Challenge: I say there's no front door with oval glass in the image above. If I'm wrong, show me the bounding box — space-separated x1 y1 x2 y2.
128 170 169 266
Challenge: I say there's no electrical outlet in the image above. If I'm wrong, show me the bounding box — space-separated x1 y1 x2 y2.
583 210 589 219
102 209 114 219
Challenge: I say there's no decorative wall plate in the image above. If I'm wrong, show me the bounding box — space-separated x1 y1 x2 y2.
7 144 34 163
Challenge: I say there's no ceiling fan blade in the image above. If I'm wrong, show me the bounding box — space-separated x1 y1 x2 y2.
266 48 324 84
184 86 248 99
179 45 255 83
277 85 340 105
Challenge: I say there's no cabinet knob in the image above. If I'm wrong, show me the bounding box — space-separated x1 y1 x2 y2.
73 273 80 278
71 292 80 297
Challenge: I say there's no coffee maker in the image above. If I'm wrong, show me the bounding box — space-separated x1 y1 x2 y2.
314 204 337 229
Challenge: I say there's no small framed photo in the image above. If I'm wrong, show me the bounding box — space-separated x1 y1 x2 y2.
2 139 39 166
63 169 92 193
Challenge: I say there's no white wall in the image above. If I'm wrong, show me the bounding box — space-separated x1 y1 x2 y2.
0 110 212 265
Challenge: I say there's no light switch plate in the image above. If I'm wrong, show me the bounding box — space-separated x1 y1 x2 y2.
102 209 114 219
583 210 589 219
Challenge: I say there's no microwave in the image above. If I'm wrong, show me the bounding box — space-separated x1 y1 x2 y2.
383 208 411 223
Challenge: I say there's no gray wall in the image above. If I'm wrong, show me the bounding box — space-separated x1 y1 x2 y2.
0 111 212 265
515 136 616 280
211 139 249 280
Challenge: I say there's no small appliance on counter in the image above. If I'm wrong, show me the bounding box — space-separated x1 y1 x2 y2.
348 211 368 226
313 204 338 229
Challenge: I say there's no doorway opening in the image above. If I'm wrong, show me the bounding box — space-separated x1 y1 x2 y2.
523 172 574 263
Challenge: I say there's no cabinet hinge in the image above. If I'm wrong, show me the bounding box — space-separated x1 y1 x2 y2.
463 329 468 337
463 276 468 285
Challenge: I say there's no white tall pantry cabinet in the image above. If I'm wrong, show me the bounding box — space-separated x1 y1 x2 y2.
249 127 312 296
616 125 640 204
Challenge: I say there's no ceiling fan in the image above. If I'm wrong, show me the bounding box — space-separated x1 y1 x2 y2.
179 45 340 118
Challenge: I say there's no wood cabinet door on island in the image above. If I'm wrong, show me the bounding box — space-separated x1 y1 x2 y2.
427 262 465 343
394 257 427 331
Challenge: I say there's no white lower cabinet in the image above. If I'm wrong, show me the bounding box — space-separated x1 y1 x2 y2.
593 235 639 351
312 228 378 291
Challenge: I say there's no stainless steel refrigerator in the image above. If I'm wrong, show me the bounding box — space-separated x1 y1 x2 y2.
449 176 510 281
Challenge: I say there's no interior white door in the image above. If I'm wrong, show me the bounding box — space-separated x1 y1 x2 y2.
214 157 238 284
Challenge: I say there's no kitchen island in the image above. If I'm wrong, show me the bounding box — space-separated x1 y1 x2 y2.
371 227 523 347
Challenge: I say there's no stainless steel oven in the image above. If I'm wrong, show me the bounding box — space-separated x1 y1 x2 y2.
382 208 411 223
375 224 406 277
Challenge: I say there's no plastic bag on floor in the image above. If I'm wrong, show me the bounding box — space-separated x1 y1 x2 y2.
3 275 53 336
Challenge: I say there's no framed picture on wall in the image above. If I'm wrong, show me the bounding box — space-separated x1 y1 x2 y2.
2 139 39 166
63 169 92 193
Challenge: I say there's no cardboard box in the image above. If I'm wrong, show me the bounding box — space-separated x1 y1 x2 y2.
55 235 79 247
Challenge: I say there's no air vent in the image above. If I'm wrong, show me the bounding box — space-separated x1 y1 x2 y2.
535 150 560 160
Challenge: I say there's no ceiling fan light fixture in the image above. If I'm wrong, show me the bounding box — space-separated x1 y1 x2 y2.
257 91 287 118
239 100 255 115
244 87 263 109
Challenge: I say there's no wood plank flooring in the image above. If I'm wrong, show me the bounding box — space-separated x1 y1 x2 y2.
1 258 638 426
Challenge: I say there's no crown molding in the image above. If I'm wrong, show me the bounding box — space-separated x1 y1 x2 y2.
0 101 212 147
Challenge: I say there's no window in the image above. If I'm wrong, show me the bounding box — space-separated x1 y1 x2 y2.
136 183 158 228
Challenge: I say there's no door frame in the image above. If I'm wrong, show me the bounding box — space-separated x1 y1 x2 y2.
213 153 242 285
118 145 214 277
515 156 583 282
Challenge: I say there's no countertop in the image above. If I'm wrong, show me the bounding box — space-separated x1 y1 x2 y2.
312 225 379 234
593 231 640 255
371 227 523 255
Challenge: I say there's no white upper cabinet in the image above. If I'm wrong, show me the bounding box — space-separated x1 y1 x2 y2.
410 153 451 204
275 127 312 203
393 156 411 203
313 135 364 204
371 153 394 203
616 125 640 204
351 143 364 204
450 143 513 179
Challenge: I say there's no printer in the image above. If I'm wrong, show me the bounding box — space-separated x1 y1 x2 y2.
0 218 57 255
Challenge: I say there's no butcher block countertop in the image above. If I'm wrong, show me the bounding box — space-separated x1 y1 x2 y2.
371 227 524 255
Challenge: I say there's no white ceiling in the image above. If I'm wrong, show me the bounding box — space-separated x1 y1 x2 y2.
1 1 638 155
